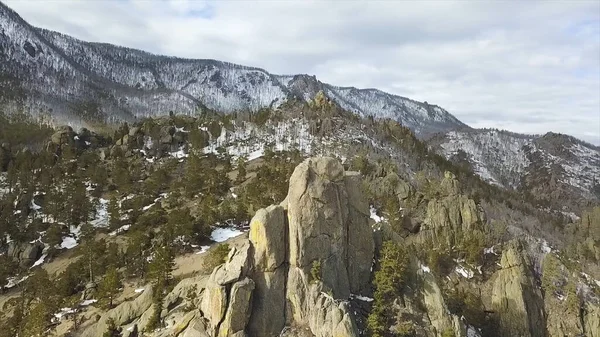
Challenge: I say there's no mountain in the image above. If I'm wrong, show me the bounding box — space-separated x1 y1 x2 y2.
430 129 600 214
0 1 465 137
1 107 599 337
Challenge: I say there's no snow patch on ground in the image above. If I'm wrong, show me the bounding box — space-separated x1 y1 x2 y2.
60 236 78 249
196 245 211 254
53 307 76 321
134 288 145 293
541 240 552 254
91 198 109 227
370 206 382 223
455 265 474 279
142 203 155 211
4 275 30 289
80 299 97 306
31 254 47 268
350 294 374 302
210 227 244 242
170 146 188 159
109 224 131 236
420 264 431 273
484 246 497 255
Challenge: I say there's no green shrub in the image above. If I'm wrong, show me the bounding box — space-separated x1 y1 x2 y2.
541 254 561 295
396 321 416 337
310 260 322 283
203 244 230 271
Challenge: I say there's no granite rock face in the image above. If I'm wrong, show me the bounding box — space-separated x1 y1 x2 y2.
491 241 546 337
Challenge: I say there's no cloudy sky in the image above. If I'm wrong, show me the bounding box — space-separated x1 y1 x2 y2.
4 0 600 144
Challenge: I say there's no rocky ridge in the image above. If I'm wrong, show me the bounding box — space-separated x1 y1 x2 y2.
431 129 600 214
0 1 464 138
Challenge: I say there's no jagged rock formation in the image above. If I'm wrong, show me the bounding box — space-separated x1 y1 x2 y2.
421 171 485 246
491 241 546 337
419 269 466 336
6 241 43 268
80 157 373 337
283 158 374 336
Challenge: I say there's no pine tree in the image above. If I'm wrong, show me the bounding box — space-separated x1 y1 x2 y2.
367 241 409 337
125 231 150 278
103 317 122 337
108 196 121 230
45 223 66 256
99 266 121 309
0 255 15 290
146 243 174 292
236 156 247 185
184 153 204 196
21 301 49 337
167 207 194 245
80 237 107 283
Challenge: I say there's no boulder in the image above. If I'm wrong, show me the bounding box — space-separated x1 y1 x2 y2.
344 172 374 293
284 157 373 336
422 194 483 246
129 126 141 137
209 240 250 286
248 268 287 337
50 126 76 145
200 285 228 333
218 278 255 337
181 317 211 337
81 285 154 337
160 134 173 145
420 270 465 336
371 172 412 201
248 205 287 336
440 171 460 196
7 241 44 268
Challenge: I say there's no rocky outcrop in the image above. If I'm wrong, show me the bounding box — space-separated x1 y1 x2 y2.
218 278 255 337
249 157 373 337
50 125 76 146
247 205 287 336
79 157 373 337
81 285 154 337
584 303 600 337
491 241 546 337
7 241 44 268
421 270 465 336
370 172 412 204
421 171 484 246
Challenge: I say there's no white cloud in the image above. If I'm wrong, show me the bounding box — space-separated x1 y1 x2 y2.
4 0 600 144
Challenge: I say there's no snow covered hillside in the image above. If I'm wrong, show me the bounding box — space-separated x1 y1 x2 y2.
431 129 600 211
0 2 464 137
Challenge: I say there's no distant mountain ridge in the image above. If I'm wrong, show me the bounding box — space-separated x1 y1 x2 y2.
430 128 600 213
0 1 465 137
